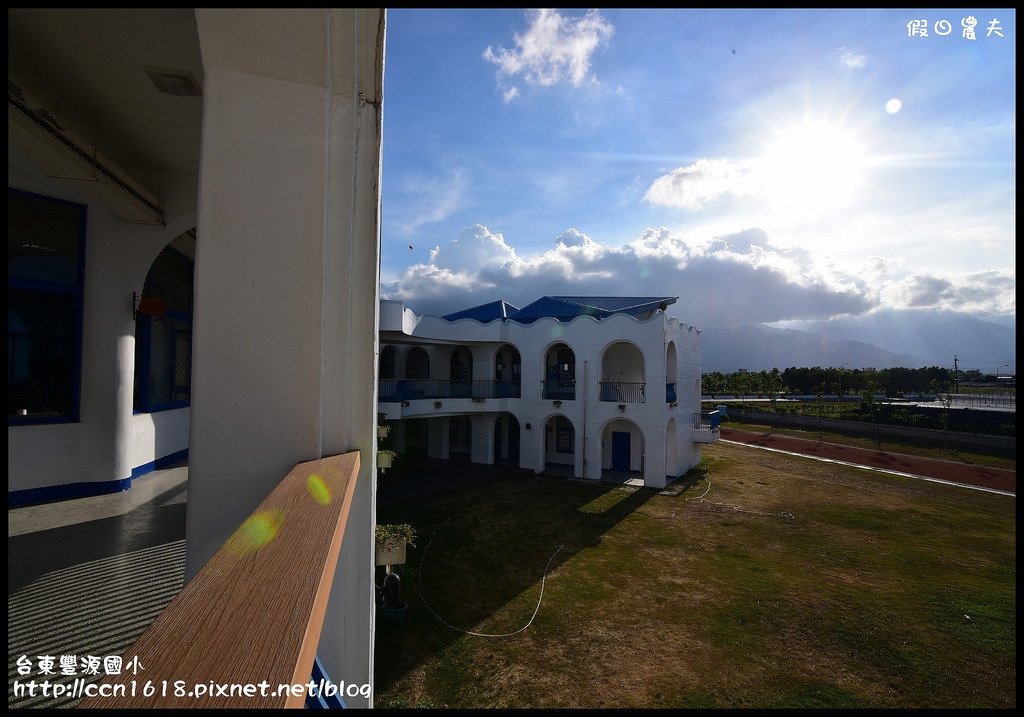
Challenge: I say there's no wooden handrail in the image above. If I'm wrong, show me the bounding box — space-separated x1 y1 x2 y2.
77 451 359 709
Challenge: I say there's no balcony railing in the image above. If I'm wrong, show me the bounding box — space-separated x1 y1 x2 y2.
693 410 722 431
692 410 721 443
542 380 576 400
599 381 646 403
379 379 521 402
77 452 360 708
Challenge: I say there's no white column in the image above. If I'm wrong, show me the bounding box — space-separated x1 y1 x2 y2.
188 9 384 708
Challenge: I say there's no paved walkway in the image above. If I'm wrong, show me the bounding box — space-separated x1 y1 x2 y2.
721 427 1015 495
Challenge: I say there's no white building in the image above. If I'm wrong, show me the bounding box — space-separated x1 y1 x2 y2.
379 296 720 490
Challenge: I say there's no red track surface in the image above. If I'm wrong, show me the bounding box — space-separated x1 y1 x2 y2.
720 427 1015 495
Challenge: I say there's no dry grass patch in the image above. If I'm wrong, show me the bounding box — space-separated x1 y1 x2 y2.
374 442 1015 709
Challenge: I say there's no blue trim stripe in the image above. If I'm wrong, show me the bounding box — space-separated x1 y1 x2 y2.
8 449 188 508
8 477 131 508
131 449 189 479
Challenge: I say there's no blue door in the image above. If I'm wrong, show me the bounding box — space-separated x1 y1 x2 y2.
612 431 631 471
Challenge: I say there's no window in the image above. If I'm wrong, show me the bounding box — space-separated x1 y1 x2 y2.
8 189 86 423
134 243 194 412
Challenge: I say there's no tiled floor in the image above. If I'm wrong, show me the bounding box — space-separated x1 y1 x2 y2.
7 463 188 709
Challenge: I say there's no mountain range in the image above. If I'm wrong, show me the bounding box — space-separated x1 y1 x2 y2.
700 310 1015 375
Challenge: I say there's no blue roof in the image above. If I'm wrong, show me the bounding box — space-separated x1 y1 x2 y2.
442 299 520 322
444 296 677 324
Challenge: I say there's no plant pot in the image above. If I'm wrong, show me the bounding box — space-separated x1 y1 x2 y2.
380 601 407 623
377 451 393 468
377 425 391 438
375 538 407 566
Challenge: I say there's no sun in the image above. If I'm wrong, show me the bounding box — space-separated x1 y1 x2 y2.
755 120 868 218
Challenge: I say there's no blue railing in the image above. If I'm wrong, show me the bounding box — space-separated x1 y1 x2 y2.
379 379 521 402
599 381 645 403
693 410 721 431
542 380 576 400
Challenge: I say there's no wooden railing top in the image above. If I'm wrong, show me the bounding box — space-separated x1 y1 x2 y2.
77 451 359 709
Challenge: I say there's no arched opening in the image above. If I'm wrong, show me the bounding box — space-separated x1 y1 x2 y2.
600 341 645 403
381 345 396 379
543 344 575 400
665 417 678 482
398 347 430 401
134 233 195 413
405 347 429 379
449 346 472 398
601 418 645 485
666 342 678 403
379 345 397 402
494 344 521 398
543 414 575 476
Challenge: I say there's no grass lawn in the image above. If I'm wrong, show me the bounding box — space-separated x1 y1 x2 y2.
373 441 1015 709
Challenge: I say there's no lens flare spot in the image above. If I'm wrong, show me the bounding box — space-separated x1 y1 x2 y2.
307 474 331 505
226 509 285 555
885 98 902 114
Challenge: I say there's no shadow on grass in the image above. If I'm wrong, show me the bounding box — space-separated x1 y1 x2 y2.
374 467 689 695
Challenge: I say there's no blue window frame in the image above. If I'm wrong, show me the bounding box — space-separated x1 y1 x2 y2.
8 189 86 424
134 242 193 412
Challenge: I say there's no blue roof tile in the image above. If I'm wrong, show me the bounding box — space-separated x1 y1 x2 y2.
442 296 676 324
442 299 520 322
508 296 676 323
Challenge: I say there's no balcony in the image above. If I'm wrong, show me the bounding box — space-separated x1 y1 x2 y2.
542 380 576 401
599 381 645 403
379 379 521 402
692 410 721 443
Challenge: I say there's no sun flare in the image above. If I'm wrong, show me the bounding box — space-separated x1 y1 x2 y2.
756 121 867 217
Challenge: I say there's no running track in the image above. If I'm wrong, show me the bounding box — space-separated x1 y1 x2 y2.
720 427 1015 496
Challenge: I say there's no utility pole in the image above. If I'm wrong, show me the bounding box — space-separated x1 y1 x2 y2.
953 355 959 394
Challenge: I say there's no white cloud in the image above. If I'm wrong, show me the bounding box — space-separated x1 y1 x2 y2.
483 9 613 99
643 159 760 210
385 224 872 324
383 224 1015 326
554 228 593 247
428 224 520 273
889 270 1016 315
839 48 867 69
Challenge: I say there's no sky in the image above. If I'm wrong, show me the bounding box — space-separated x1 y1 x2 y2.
378 9 1015 335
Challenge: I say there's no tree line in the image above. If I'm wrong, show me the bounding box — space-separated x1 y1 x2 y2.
701 366 959 398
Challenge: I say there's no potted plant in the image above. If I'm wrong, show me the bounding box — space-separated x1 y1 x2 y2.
377 449 397 470
375 523 416 566
375 524 416 623
377 424 391 439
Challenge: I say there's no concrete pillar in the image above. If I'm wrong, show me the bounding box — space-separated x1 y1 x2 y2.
470 413 497 464
187 9 384 708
